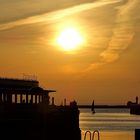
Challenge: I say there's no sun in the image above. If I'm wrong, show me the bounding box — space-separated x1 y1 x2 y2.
57 28 84 51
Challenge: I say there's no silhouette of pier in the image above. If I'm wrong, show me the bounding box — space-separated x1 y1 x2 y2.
0 78 81 140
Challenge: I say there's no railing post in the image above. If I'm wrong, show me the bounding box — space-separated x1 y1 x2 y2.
84 131 92 140
84 130 100 140
92 130 100 140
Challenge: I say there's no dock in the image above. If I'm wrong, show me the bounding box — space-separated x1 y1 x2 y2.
0 78 81 140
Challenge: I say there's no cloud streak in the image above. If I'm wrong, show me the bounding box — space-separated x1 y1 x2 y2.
1 0 138 75
100 0 136 63
84 0 139 73
0 0 121 31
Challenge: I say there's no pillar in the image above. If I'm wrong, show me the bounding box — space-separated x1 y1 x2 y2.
26 94 28 104
35 94 37 104
52 97 54 105
136 96 138 104
42 94 45 103
7 93 12 104
31 94 33 103
38 95 41 103
40 95 42 102
15 94 17 103
20 94 22 103
64 98 66 106
42 93 49 105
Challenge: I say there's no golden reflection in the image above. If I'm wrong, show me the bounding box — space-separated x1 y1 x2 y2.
56 27 84 51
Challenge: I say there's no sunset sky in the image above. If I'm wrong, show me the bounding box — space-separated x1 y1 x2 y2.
0 0 140 105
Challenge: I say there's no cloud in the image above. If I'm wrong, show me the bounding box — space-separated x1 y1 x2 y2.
101 0 136 62
0 0 121 31
84 0 139 72
82 62 105 73
1 0 139 75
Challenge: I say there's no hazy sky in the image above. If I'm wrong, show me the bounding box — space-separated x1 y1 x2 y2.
0 0 140 105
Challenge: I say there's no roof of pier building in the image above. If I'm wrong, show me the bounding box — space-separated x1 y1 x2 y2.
0 77 38 88
0 78 56 95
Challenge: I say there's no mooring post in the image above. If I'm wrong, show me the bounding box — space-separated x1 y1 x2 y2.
135 129 140 140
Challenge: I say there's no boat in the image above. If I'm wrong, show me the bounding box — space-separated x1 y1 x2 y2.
91 100 95 114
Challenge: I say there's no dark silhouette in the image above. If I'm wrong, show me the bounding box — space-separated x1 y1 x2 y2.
51 97 55 105
127 96 139 106
135 129 140 140
127 96 140 115
136 96 138 104
91 100 95 113
0 78 81 140
64 98 67 106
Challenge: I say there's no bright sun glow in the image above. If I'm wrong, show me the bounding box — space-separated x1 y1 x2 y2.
57 28 84 51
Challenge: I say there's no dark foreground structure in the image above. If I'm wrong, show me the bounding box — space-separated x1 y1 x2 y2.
130 104 140 115
135 129 140 140
0 78 81 140
127 96 140 115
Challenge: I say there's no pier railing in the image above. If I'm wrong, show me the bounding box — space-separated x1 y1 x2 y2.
84 130 100 140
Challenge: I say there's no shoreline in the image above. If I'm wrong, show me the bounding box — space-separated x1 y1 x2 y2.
78 105 129 109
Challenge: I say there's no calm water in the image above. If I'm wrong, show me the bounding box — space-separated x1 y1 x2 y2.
79 108 140 140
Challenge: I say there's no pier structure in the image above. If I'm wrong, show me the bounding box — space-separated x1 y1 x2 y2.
0 78 81 140
127 96 140 115
0 78 55 105
135 129 140 140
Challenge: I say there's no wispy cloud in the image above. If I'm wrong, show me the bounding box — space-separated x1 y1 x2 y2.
1 0 138 75
0 0 120 31
100 0 136 63
84 0 139 72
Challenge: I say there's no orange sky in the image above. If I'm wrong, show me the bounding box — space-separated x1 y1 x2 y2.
0 0 140 105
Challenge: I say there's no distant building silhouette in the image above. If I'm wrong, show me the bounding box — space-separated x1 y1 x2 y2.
127 96 139 106
127 96 140 115
136 96 138 104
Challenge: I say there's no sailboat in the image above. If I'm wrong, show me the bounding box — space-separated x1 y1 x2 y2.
91 100 95 114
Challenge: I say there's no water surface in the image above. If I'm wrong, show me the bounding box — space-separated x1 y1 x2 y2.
79 108 140 140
